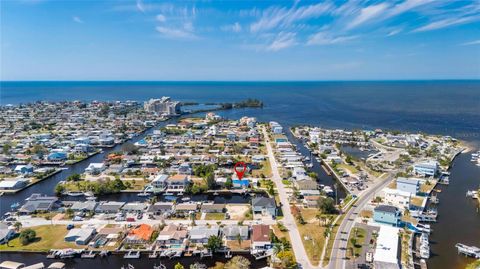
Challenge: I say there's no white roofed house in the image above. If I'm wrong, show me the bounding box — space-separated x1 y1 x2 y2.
85 163 106 175
0 178 29 191
188 226 220 244
0 223 16 245
64 227 96 245
151 174 168 193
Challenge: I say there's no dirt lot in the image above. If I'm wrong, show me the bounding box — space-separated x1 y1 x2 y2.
226 204 250 220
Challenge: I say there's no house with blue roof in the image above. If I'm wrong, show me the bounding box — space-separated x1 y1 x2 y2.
47 152 68 162
232 179 250 189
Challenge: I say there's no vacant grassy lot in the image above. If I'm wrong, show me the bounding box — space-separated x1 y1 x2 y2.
205 213 225 220
0 225 77 252
346 227 366 259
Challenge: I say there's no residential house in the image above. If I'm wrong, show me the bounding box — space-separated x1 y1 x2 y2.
156 224 188 248
151 174 168 193
252 197 277 217
373 205 401 226
19 194 60 214
222 225 249 241
251 225 272 252
85 163 106 174
121 203 147 214
0 223 15 244
147 202 174 216
0 178 29 190
200 203 225 213
69 201 98 212
125 224 154 244
95 201 125 214
14 165 34 175
189 226 220 244
166 174 190 193
64 227 96 245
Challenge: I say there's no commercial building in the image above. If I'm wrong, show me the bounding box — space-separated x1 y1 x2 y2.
413 160 438 177
396 177 420 195
144 97 181 116
373 226 400 269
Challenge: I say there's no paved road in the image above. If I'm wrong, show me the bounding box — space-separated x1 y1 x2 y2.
327 170 396 269
262 127 315 269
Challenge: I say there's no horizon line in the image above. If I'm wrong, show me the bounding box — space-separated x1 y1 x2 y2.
1 79 480 83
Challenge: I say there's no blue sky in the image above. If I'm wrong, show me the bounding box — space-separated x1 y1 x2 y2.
1 0 479 80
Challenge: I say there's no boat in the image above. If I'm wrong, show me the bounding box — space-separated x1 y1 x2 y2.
181 197 191 201
86 196 97 201
124 251 141 259
153 264 166 269
137 192 150 197
10 202 20 210
81 250 96 259
121 264 135 269
64 191 84 197
84 191 94 197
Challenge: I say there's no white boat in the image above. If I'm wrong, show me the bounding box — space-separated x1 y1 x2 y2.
64 191 84 197
123 251 140 259
84 191 94 197
86 196 97 201
137 192 150 197
181 197 190 201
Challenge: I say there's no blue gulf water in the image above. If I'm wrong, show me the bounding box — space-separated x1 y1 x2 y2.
1 81 480 142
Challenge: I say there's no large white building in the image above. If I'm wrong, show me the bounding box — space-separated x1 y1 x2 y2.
373 226 400 269
384 188 411 210
144 97 180 116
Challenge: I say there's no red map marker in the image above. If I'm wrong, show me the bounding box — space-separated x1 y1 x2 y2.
234 161 247 180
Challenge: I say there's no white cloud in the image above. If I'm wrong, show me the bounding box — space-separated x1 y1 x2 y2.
307 31 357 45
156 14 166 22
136 0 145 13
413 15 480 32
156 26 197 39
387 28 402 36
222 22 242 33
72 16 84 24
461 39 480 46
250 2 333 32
347 3 390 29
266 32 297 51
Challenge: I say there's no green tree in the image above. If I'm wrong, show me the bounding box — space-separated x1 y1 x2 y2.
206 235 223 253
174 263 184 269
54 184 65 196
19 229 36 245
276 250 297 269
224 256 251 269
13 222 22 231
225 177 233 189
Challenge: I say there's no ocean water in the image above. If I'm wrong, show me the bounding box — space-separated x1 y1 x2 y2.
0 81 479 269
1 81 480 141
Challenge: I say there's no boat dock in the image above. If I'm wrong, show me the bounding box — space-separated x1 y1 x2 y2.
455 243 480 258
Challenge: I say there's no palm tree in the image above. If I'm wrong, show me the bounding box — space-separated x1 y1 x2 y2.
236 233 243 247
13 222 22 232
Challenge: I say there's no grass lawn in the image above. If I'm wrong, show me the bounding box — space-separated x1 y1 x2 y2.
337 164 359 174
252 161 272 178
0 225 77 252
205 213 225 220
300 208 319 222
322 214 345 267
346 227 366 259
297 221 326 266
411 196 425 207
419 181 437 194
